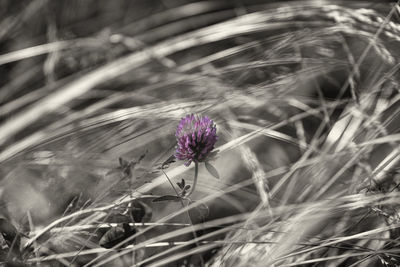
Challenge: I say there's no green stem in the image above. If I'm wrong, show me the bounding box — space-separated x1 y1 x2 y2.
186 161 198 197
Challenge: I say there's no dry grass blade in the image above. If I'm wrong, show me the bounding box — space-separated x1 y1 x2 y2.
1 1 400 266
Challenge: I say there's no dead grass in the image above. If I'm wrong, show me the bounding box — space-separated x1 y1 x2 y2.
0 0 400 266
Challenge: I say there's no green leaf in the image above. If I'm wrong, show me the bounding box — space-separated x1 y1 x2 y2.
161 155 176 169
205 161 220 179
177 178 185 189
119 157 129 167
99 223 136 249
130 200 152 223
207 150 219 161
152 195 182 203
188 202 209 223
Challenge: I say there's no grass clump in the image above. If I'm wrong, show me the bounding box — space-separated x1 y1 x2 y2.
0 0 400 266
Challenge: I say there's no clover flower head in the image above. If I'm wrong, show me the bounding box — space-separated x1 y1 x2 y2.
175 114 218 166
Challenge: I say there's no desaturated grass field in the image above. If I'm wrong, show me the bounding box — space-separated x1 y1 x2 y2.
1 0 400 266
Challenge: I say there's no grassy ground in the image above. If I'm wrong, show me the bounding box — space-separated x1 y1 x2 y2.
1 0 400 266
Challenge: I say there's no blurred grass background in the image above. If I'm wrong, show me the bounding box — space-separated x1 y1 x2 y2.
1 0 400 266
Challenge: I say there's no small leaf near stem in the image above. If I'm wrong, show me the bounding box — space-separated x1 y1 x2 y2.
205 161 220 179
161 155 176 169
177 178 185 190
152 195 182 202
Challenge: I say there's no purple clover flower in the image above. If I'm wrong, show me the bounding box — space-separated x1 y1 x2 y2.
175 114 218 166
